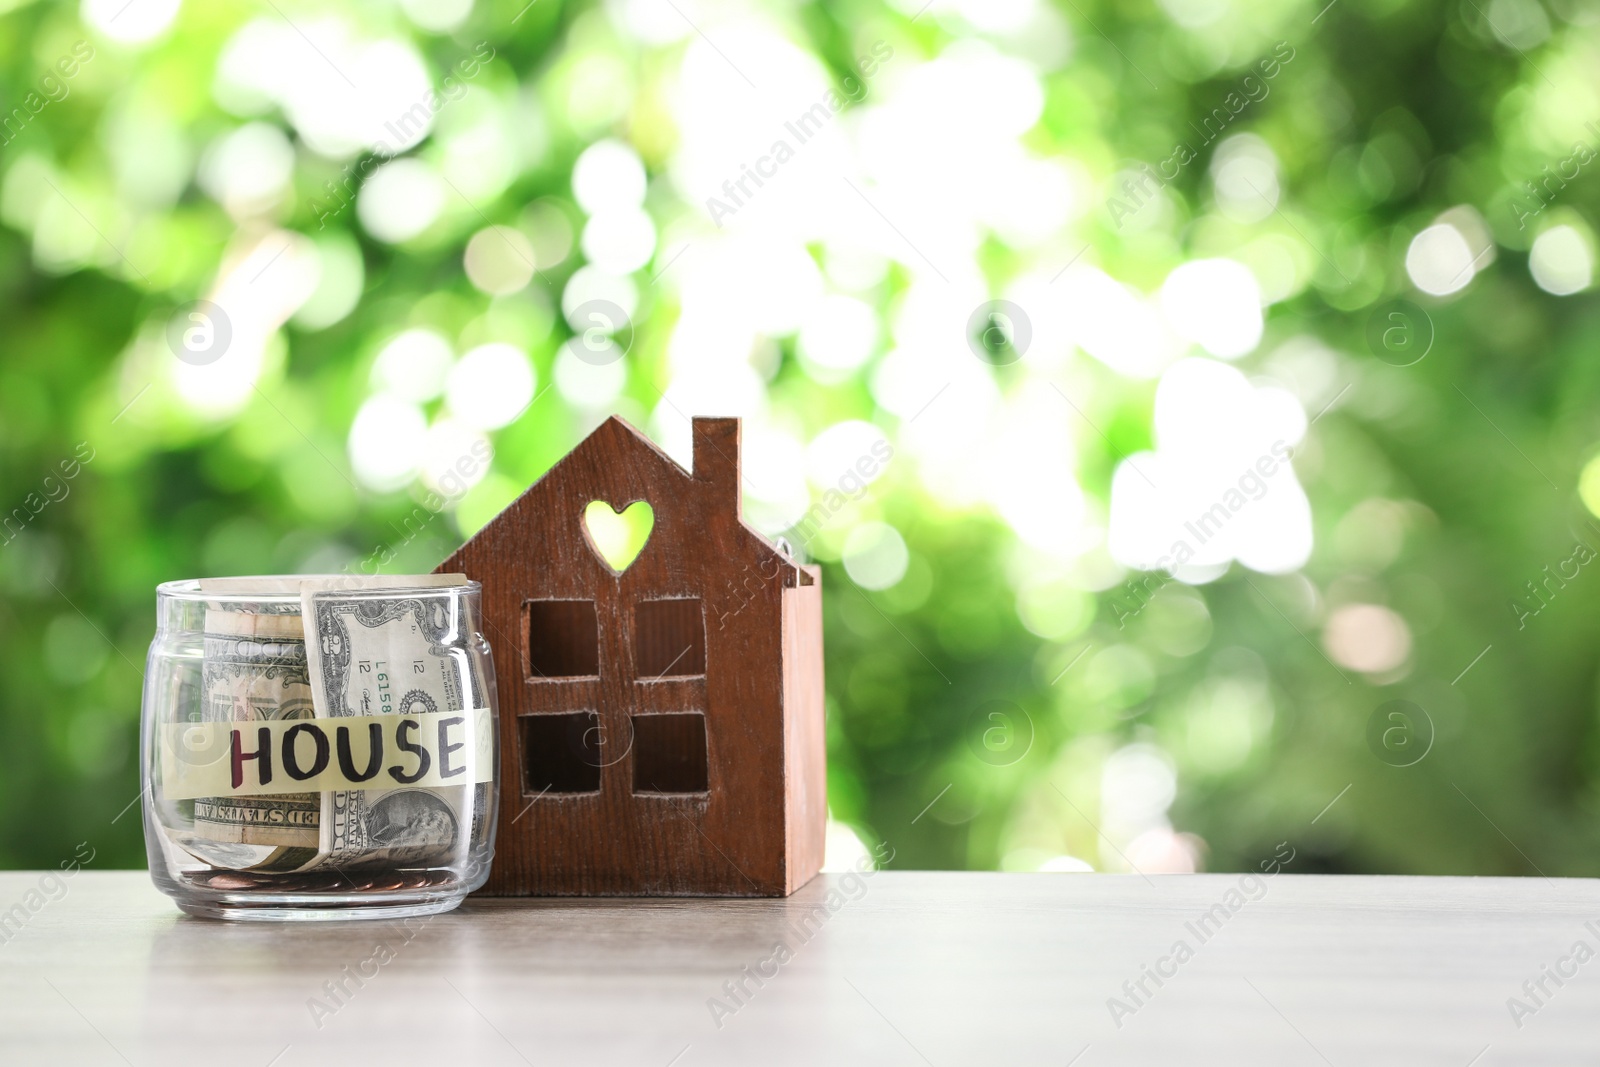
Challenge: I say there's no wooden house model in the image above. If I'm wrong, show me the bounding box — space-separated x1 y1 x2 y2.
439 416 825 896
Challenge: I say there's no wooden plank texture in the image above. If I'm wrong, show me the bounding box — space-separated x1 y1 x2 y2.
2 871 1597 1065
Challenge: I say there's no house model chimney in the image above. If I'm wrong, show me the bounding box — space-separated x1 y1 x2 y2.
692 417 741 511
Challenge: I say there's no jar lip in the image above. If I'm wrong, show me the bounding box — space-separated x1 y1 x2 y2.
157 576 481 605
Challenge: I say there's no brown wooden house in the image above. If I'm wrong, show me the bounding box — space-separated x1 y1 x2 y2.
439 416 825 896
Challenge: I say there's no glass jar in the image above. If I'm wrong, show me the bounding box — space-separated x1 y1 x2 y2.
141 577 499 921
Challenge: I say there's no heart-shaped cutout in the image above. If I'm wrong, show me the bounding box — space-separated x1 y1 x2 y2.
583 500 655 573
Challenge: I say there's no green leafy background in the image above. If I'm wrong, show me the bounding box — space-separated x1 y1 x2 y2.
2 0 1598 877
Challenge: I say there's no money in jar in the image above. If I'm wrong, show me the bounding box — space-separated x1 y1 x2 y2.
141 575 499 920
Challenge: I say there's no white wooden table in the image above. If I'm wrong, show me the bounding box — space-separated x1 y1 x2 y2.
0 871 1593 1065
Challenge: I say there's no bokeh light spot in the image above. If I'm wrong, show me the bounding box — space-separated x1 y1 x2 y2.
348 394 426 492
1406 223 1476 295
1529 225 1592 296
1158 259 1263 359
83 0 180 44
357 159 445 244
842 522 909 590
372 329 453 403
572 138 648 214
1322 603 1412 674
446 342 535 430
464 226 536 295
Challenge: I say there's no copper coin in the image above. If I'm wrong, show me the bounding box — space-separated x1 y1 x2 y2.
202 873 260 890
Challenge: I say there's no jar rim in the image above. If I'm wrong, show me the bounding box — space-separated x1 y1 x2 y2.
156 576 480 605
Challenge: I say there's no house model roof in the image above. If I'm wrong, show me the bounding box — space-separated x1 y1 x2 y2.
452 414 813 588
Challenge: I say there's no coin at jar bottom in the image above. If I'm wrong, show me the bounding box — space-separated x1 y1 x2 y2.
197 872 262 891
178 866 470 905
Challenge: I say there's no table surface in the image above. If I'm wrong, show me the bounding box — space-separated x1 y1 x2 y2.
0 870 1594 1065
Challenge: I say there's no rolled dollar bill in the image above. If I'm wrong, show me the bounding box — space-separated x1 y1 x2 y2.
169 607 322 871
298 575 483 872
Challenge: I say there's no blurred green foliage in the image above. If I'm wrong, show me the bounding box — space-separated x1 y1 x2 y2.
4 0 1600 880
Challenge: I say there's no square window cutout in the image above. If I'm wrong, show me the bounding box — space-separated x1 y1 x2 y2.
635 598 705 679
525 599 599 679
521 712 601 794
632 713 708 794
